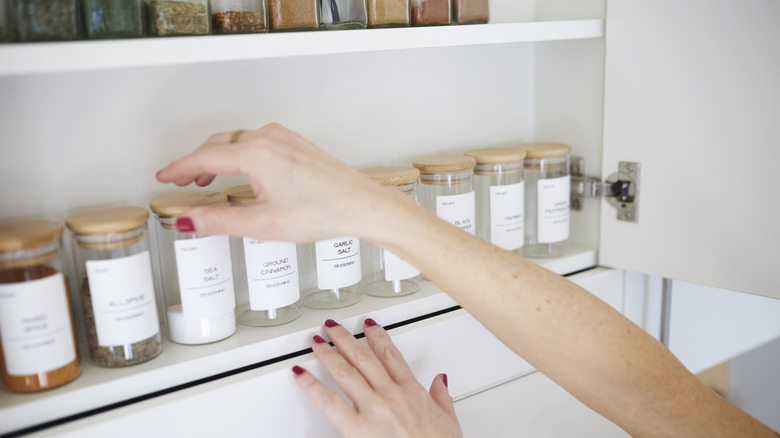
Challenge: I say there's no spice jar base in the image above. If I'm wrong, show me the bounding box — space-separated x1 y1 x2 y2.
360 279 420 298
301 288 361 309
237 304 301 327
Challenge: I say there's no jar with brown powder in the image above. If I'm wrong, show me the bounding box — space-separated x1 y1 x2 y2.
267 0 318 32
410 0 450 26
210 0 268 34
367 0 410 28
452 0 488 25
0 221 80 393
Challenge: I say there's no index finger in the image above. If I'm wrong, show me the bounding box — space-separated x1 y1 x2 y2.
156 140 250 187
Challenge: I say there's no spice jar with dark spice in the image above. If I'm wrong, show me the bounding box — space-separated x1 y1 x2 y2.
8 0 84 42
410 0 450 26
452 0 487 24
319 0 366 30
267 0 318 32
0 221 80 393
0 1 8 43
65 207 163 368
367 0 410 28
82 0 145 39
146 0 211 36
210 0 267 34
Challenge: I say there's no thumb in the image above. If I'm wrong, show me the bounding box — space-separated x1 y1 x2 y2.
429 373 458 423
176 204 272 239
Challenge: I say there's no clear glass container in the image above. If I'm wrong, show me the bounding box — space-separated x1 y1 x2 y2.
65 207 163 368
8 0 84 42
521 143 572 258
210 0 268 34
0 1 8 43
300 236 362 310
319 0 366 30
452 0 487 25
0 221 80 393
149 191 236 345
146 0 211 36
464 147 526 252
413 154 476 234
366 0 409 28
225 185 301 327
358 166 422 298
267 0 318 32
82 0 145 39
410 0 450 26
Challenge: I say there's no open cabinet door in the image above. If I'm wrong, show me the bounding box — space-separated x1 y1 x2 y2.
599 0 780 299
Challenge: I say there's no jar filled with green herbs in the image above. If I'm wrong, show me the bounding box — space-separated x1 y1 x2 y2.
146 0 211 36
8 0 84 42
82 0 145 39
210 0 267 34
0 0 8 43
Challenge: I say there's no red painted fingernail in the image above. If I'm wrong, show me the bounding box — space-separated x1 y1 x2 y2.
292 365 305 376
324 319 338 328
313 335 326 344
442 373 449 388
364 318 378 327
176 216 196 232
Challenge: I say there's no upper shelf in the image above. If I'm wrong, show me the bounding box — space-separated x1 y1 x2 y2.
0 19 603 77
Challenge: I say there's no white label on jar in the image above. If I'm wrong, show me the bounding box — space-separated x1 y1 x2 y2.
537 175 571 243
174 235 235 320
86 251 159 347
315 237 361 290
0 273 76 376
243 238 300 310
436 191 476 234
490 182 525 250
383 249 420 281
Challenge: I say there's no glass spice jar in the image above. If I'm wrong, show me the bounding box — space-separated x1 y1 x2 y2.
0 1 8 43
521 143 572 258
320 0 366 30
65 207 163 368
413 154 477 234
452 0 487 25
8 0 84 42
149 191 236 345
300 235 362 309
210 0 268 34
224 185 301 327
410 0 450 26
267 0 318 32
464 147 526 252
146 0 211 37
366 0 409 28
82 0 145 39
0 221 80 393
358 167 422 298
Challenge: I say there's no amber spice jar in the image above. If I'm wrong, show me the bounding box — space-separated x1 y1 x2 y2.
0 221 80 392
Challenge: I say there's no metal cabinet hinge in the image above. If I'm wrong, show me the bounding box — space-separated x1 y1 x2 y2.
570 157 640 222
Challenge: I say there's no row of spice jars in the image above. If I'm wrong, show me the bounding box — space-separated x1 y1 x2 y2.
0 0 488 43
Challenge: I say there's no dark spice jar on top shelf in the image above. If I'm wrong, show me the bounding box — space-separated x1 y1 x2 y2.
65 207 163 368
267 0 318 31
210 0 268 34
8 0 84 42
0 221 80 393
146 0 211 36
452 0 488 24
82 0 145 39
410 0 450 26
0 1 8 43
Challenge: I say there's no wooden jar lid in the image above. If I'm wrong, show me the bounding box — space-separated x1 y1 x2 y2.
0 220 63 252
360 166 420 186
412 155 476 173
224 185 257 206
464 147 526 164
149 191 228 217
520 143 572 159
65 206 149 235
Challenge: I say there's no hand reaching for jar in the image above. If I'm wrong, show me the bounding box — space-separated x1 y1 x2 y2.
293 318 462 438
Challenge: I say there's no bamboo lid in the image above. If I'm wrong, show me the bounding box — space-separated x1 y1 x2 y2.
65 206 149 235
360 166 420 186
520 143 572 159
224 185 257 206
464 147 526 164
0 220 63 252
412 155 476 173
149 191 227 217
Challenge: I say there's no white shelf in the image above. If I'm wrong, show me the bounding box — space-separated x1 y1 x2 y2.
0 243 597 435
0 20 603 77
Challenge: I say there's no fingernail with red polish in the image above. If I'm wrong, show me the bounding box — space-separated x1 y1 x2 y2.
364 318 378 327
313 335 326 344
176 217 195 233
324 319 338 328
442 373 449 388
292 365 305 376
